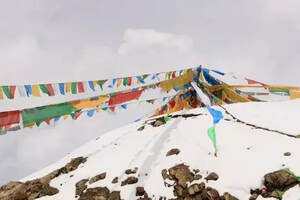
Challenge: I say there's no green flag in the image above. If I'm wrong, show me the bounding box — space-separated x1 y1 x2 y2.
109 92 117 98
164 115 171 123
98 80 104 90
2 86 12 99
123 78 128 86
39 84 50 95
22 103 76 127
71 82 77 94
168 72 172 79
207 126 217 152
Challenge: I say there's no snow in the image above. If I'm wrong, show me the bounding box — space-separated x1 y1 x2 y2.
22 100 300 199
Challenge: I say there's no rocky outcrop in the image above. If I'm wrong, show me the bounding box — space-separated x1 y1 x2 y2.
112 177 118 184
0 180 58 200
0 156 87 200
125 167 138 175
75 179 89 197
205 172 219 181
166 148 181 157
89 172 106 184
121 176 139 186
251 169 300 199
161 163 238 200
78 187 120 200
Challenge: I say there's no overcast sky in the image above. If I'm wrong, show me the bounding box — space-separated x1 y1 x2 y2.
1 0 300 85
1 0 300 185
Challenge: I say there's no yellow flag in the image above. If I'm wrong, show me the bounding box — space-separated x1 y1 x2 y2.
63 115 69 120
0 87 3 99
117 78 122 87
71 96 108 109
93 80 98 88
168 98 184 114
66 82 71 93
25 122 35 128
160 71 194 92
32 85 41 96
290 90 300 100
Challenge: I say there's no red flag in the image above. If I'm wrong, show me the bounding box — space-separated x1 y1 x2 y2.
127 77 132 86
4 124 11 131
109 90 143 105
78 82 85 93
246 78 267 87
74 112 82 120
172 71 176 78
45 84 55 96
10 86 16 98
45 119 51 125
109 106 115 112
0 110 20 127
168 100 176 108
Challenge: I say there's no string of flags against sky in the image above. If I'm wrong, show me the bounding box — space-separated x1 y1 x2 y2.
1 65 300 153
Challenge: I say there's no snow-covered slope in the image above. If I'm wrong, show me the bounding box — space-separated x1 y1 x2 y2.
19 100 300 199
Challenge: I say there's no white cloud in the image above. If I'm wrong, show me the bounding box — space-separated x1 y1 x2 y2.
118 29 193 54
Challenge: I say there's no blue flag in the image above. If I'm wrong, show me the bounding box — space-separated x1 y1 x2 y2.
137 76 145 84
87 109 95 117
207 107 223 124
24 85 32 96
203 68 220 85
54 117 61 124
212 70 225 76
59 83 65 95
88 81 95 91
121 104 127 109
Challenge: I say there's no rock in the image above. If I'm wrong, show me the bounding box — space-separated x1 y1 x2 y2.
166 148 181 157
75 179 89 196
0 179 59 200
112 177 118 184
168 164 194 188
205 172 219 181
268 190 281 199
174 185 188 197
89 172 106 184
78 187 110 200
249 193 259 200
193 174 202 181
121 177 138 186
125 167 138 175
136 187 145 196
193 169 200 174
138 126 145 131
207 187 220 200
64 157 87 173
108 191 121 200
264 169 298 191
161 169 170 180
221 192 239 200
0 157 88 200
188 183 204 195
151 118 166 127
284 152 291 156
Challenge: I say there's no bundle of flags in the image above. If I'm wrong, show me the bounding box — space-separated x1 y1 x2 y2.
0 68 195 100
0 69 197 133
1 65 300 149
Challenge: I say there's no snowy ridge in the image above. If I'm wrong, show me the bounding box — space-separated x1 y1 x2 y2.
18 100 300 200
